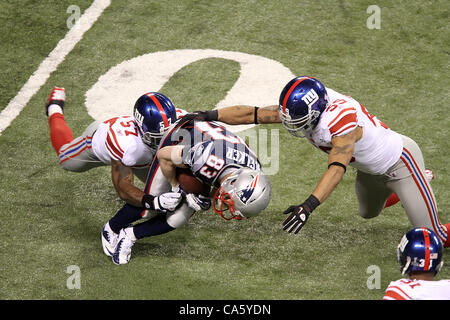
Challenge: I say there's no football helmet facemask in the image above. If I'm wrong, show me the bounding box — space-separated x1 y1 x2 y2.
133 92 177 149
213 167 272 221
278 76 329 138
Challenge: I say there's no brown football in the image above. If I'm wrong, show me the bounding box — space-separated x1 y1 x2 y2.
176 168 210 196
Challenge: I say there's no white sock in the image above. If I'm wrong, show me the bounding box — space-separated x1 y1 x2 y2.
47 104 63 117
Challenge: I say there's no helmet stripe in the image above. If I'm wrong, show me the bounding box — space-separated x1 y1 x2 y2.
422 228 431 271
282 76 310 113
146 93 169 128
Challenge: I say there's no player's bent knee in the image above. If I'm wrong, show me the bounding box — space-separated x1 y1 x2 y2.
358 206 381 220
166 203 195 229
60 162 83 172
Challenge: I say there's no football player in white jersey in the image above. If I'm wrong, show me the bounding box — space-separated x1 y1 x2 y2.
193 76 450 248
383 227 450 300
45 88 185 215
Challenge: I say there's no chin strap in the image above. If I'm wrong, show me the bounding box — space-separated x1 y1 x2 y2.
401 256 411 275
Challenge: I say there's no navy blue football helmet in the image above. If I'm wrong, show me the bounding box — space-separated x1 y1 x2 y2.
133 92 177 149
397 227 443 276
278 76 329 137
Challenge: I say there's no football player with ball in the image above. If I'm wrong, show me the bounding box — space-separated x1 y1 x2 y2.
104 112 272 265
194 76 450 248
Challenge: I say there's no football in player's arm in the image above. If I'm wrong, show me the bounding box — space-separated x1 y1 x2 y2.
106 118 272 265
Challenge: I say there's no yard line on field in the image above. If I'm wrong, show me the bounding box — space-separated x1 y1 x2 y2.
0 0 111 136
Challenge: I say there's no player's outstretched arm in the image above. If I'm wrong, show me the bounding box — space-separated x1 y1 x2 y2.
311 128 361 203
194 105 282 125
282 127 362 234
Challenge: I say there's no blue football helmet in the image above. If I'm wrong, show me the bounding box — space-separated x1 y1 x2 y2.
397 227 444 275
278 76 329 137
133 92 177 149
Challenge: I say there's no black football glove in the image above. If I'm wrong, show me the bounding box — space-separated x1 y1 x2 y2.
282 205 311 234
192 110 218 121
175 110 218 129
282 195 320 234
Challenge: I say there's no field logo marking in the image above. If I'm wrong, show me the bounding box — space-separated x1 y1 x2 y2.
0 0 111 136
85 49 290 175
85 49 295 133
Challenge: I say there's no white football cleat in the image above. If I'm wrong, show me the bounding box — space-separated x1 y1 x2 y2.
101 222 118 257
112 227 136 265
424 169 434 183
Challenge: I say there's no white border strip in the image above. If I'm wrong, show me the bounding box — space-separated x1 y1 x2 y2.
0 0 111 135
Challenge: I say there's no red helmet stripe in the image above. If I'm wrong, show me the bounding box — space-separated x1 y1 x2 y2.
146 93 169 127
251 175 259 188
422 228 431 271
282 76 310 113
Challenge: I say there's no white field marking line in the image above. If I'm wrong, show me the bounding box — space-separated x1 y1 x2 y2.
0 0 111 136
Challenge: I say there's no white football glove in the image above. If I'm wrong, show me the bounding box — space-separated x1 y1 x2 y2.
153 192 183 212
186 193 211 212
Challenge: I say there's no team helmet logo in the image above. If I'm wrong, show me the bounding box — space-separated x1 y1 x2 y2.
237 174 259 204
134 109 144 127
301 89 318 107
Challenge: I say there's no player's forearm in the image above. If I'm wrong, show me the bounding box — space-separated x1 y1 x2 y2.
117 182 146 207
311 165 346 203
311 136 354 203
157 146 183 188
203 105 281 125
111 161 145 206
159 158 178 187
217 106 255 124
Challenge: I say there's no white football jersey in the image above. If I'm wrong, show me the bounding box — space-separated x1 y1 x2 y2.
91 116 155 167
91 109 187 167
304 88 403 175
383 278 450 300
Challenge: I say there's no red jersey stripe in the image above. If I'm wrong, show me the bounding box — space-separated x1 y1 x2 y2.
105 141 120 161
328 107 356 128
105 134 123 160
332 123 357 137
108 128 124 153
383 290 408 300
385 285 412 300
329 113 357 135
